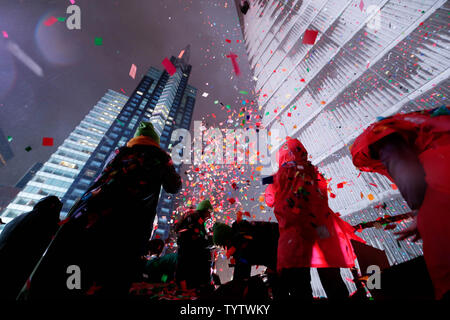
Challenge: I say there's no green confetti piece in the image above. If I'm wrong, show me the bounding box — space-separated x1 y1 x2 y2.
7 136 12 142
25 146 32 152
226 105 231 109
306 68 310 72
57 17 66 22
161 274 168 283
95 37 103 46
265 112 270 115
214 100 219 104
239 90 248 95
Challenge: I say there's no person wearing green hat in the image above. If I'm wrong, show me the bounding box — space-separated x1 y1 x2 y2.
22 121 182 299
175 199 214 294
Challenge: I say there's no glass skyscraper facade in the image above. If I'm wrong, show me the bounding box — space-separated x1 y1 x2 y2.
61 45 196 240
235 0 449 297
0 90 128 228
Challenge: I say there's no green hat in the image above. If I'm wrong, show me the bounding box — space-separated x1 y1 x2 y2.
134 121 160 144
196 199 213 212
212 222 233 246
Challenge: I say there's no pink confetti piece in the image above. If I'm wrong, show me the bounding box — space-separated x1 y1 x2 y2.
70 0 76 4
2 31 8 38
359 0 364 12
44 16 58 27
129 63 137 79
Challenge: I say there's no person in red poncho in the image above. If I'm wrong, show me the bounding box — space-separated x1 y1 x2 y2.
265 138 364 300
351 105 450 300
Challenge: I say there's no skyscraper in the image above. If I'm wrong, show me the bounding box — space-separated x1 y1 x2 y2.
0 127 14 167
62 45 196 240
15 162 44 189
235 0 449 297
0 90 128 226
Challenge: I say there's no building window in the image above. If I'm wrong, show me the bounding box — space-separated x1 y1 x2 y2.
100 146 111 153
60 161 78 169
91 160 102 168
85 169 97 177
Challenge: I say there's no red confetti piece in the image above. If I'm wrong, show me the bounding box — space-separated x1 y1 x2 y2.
162 57 176 76
226 52 240 76
329 193 336 198
227 198 236 204
86 283 102 295
42 137 54 146
225 39 231 43
302 29 319 45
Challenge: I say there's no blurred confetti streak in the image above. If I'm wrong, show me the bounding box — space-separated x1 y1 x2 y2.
6 41 44 77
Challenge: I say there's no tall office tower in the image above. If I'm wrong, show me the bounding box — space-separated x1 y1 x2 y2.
0 128 14 167
0 90 128 227
0 185 20 218
62 45 196 240
235 0 449 297
15 162 44 189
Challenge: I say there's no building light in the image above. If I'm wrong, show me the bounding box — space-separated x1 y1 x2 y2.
60 161 77 169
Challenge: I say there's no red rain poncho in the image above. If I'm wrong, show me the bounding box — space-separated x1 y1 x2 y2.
351 107 450 299
265 138 363 271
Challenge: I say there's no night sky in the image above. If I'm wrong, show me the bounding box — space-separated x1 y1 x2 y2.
0 0 257 186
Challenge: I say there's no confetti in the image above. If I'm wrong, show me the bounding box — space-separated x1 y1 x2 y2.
202 92 209 98
2 31 8 38
226 52 240 76
302 29 319 45
57 17 66 22
129 63 137 79
359 0 364 12
42 137 54 146
94 37 103 46
25 146 32 152
162 57 176 76
44 16 58 27
239 90 248 95
7 136 12 142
